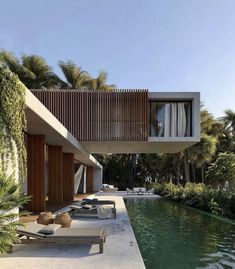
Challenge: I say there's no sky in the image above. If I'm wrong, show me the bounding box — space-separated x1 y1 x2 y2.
0 0 235 118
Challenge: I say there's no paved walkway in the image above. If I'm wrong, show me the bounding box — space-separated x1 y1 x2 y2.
0 193 159 269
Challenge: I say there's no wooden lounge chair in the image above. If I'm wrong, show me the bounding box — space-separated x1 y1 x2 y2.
15 222 106 253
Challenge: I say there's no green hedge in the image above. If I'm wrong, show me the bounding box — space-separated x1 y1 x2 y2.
154 182 235 219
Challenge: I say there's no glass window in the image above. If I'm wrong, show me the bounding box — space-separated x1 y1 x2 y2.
149 101 192 137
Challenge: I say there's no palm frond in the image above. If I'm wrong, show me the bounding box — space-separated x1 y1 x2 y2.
0 172 29 253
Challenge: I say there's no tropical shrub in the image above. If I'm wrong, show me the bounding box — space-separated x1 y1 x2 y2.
154 182 235 219
206 152 235 189
0 172 28 253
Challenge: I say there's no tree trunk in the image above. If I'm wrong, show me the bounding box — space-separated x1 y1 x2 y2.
184 149 190 182
177 161 180 184
191 162 196 183
130 154 136 188
201 164 205 183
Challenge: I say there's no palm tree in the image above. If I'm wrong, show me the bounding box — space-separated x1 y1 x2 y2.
0 172 29 253
200 108 215 133
221 109 235 135
86 72 116 91
0 50 61 89
21 55 62 88
58 60 90 89
186 108 217 183
189 134 217 183
0 51 27 81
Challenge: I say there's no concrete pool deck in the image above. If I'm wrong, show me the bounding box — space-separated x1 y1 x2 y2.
0 192 160 269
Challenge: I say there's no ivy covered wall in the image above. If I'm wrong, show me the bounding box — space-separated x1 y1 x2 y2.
0 66 26 181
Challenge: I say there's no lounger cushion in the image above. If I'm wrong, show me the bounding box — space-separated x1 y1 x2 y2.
83 198 98 203
48 228 106 239
82 204 93 209
69 204 82 210
38 224 62 235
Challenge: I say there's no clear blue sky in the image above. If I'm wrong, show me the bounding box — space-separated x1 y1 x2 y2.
1 0 235 118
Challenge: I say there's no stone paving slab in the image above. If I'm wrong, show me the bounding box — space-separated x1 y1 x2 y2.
0 195 146 269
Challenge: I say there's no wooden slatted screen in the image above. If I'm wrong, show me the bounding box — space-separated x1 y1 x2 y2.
63 153 75 203
48 146 63 205
31 89 148 141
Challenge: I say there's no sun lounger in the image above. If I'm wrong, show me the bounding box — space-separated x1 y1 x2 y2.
15 222 106 253
146 188 154 194
133 187 147 195
69 199 117 219
126 188 134 194
82 198 116 208
100 184 118 192
69 204 116 219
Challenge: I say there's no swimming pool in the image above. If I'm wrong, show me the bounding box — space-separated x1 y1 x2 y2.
125 198 235 269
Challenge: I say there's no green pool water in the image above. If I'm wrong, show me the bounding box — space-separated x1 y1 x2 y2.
125 198 235 269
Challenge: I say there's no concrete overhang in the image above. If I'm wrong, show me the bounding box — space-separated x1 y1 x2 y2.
81 91 201 154
25 90 102 168
80 138 200 154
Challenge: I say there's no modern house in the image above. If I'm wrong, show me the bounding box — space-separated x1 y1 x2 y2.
25 89 200 212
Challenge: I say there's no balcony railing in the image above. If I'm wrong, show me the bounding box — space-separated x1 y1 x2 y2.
149 101 192 137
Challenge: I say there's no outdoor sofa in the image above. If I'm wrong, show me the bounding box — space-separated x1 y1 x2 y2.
15 222 106 253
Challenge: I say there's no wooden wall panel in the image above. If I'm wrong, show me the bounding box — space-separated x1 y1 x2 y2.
63 153 74 203
32 90 148 141
48 146 63 205
86 166 93 193
27 135 45 212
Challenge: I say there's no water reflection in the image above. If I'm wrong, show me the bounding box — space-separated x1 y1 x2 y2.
125 199 235 269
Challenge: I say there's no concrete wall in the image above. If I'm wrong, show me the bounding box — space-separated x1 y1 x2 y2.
93 167 103 192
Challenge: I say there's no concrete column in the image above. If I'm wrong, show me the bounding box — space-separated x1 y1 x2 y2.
27 135 46 212
48 146 63 205
83 166 87 193
93 167 103 192
63 153 74 203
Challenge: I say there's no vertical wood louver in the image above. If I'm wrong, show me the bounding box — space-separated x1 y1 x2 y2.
31 89 148 141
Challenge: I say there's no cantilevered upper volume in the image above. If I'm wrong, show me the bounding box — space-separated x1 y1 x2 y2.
31 89 200 154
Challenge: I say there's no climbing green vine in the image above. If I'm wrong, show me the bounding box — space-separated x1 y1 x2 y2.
0 66 26 180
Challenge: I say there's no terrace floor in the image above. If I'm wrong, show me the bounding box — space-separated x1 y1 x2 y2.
1 192 160 269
